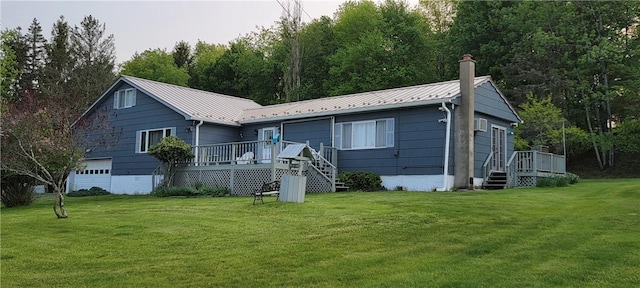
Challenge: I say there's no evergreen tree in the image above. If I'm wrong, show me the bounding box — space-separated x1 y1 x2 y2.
69 15 116 112
172 40 192 69
42 16 72 97
24 18 47 94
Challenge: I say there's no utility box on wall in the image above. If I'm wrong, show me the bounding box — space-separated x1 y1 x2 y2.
280 174 306 203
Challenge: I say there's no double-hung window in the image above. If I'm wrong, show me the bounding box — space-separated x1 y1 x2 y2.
136 127 176 153
113 88 136 109
334 118 394 150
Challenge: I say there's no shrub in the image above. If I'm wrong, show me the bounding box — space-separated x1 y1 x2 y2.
67 186 111 197
338 171 384 192
151 186 229 197
193 185 229 197
151 186 194 197
1 176 36 207
536 174 575 188
555 176 570 187
537 176 559 187
566 172 580 184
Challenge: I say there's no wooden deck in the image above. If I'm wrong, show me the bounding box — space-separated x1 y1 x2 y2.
484 150 566 188
154 140 337 195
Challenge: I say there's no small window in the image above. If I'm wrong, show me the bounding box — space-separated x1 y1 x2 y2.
113 88 136 109
136 127 176 153
334 118 394 150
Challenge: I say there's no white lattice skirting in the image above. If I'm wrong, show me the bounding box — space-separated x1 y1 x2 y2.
174 165 332 196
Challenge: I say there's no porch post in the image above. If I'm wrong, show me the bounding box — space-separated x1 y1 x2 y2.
271 142 276 182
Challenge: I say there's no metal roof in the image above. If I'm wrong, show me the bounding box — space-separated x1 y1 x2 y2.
238 76 493 123
123 76 262 126
81 75 519 127
277 143 314 160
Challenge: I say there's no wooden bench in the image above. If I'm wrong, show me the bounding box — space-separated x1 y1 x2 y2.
253 180 280 205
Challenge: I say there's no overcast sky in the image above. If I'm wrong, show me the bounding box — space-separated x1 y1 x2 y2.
1 0 353 65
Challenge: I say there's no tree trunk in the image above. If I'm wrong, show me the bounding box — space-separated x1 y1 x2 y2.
584 100 604 170
53 187 68 219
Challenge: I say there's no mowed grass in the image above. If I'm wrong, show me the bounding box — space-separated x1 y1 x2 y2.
2 179 639 287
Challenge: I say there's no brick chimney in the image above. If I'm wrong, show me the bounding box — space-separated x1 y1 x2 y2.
454 54 475 189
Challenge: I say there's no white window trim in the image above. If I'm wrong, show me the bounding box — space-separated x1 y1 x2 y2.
113 88 136 109
135 127 176 153
334 118 394 150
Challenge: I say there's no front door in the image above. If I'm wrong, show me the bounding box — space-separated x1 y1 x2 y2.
259 127 276 163
491 126 506 171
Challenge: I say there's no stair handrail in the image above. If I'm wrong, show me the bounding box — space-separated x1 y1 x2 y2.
151 165 164 190
482 153 493 185
505 152 519 188
309 147 337 192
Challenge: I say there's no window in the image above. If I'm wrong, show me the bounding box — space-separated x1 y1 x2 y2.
113 88 136 109
334 118 394 150
136 127 175 153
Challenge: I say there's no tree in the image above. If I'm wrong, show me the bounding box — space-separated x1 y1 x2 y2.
24 18 47 94
42 16 73 97
328 0 436 96
69 15 116 110
188 41 226 89
514 93 589 155
1 28 29 102
121 49 190 86
199 34 281 105
298 16 336 100
419 0 456 80
172 40 192 69
1 92 119 217
148 136 194 187
1 29 24 101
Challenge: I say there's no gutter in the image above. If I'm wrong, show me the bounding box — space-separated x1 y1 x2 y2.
194 120 204 165
436 101 453 191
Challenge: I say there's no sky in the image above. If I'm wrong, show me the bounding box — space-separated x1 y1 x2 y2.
0 0 353 65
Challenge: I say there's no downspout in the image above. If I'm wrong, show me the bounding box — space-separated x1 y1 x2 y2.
437 102 452 191
194 120 204 166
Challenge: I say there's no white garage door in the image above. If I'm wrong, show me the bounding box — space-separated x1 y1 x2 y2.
71 159 112 191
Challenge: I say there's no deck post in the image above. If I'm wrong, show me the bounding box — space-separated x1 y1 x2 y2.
271 142 276 182
231 144 237 165
533 151 538 175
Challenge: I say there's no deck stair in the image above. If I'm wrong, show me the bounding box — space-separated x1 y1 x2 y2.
335 181 350 191
483 171 507 190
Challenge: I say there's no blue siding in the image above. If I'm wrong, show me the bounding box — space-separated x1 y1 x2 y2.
472 113 515 177
475 82 520 123
282 118 332 151
336 107 450 176
240 122 281 142
198 123 241 145
85 82 192 175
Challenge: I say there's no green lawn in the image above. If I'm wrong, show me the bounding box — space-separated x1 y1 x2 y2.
2 179 639 287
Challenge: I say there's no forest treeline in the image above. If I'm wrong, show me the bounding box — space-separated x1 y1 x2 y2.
2 0 639 171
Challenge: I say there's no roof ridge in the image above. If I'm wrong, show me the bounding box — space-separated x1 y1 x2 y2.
242 76 491 112
121 75 259 104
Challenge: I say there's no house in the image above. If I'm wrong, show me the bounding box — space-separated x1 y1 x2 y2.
69 56 526 194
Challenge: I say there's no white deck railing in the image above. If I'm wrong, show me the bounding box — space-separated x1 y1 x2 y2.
483 150 566 188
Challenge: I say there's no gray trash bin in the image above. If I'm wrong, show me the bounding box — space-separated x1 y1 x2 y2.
279 174 306 203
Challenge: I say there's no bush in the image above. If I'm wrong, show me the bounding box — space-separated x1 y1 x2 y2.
1 176 36 207
536 174 576 188
151 185 229 197
566 172 580 184
193 186 229 197
338 171 384 191
67 186 111 197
